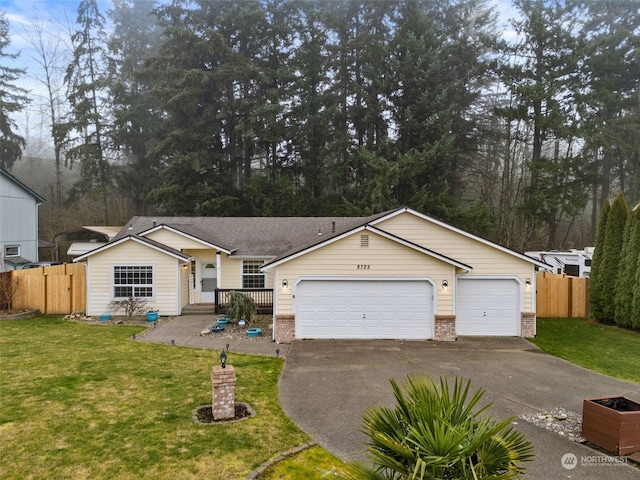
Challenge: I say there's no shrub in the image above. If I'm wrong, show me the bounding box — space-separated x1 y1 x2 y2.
109 297 148 320
227 290 257 324
339 375 534 480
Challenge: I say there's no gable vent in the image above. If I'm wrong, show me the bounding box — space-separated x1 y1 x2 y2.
361 234 369 247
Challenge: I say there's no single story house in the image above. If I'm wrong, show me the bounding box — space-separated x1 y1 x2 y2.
74 207 548 342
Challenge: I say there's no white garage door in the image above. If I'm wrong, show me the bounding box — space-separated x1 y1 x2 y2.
296 279 434 339
455 278 520 336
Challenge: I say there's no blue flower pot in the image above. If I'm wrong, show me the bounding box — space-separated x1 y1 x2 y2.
217 318 230 326
99 314 111 322
247 328 261 337
146 312 159 322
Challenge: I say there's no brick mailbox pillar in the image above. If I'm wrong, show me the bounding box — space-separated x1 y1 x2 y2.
211 365 236 420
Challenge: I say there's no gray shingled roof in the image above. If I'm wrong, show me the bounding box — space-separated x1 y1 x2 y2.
113 210 397 257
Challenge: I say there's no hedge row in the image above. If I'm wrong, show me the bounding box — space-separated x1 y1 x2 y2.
589 192 640 329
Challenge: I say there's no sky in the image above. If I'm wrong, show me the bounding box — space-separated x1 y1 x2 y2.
2 0 520 158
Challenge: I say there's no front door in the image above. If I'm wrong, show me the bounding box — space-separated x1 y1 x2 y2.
201 262 217 303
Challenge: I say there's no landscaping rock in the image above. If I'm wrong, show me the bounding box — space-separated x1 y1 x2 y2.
521 407 586 443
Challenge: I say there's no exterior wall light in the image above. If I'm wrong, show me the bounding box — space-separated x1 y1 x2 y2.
525 278 532 288
220 351 227 368
442 280 449 290
282 279 288 289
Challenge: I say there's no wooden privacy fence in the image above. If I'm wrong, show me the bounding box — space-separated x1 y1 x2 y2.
8 263 86 314
536 271 589 318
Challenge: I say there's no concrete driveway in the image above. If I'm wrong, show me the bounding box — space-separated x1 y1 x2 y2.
279 337 640 479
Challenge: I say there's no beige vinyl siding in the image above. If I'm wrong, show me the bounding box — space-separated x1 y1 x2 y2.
378 213 535 311
86 241 181 316
275 231 452 315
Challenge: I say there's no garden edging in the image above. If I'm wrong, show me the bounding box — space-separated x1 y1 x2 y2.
246 441 318 479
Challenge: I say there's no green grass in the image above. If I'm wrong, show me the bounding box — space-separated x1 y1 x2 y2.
530 318 640 384
0 317 309 479
257 445 346 479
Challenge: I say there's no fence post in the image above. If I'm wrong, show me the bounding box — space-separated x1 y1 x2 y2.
69 273 74 313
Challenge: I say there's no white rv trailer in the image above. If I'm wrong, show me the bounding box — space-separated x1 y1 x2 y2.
524 248 594 278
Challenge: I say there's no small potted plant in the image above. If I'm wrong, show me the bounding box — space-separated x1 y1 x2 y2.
146 308 159 322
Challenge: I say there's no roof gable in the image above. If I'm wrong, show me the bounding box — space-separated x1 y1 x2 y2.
0 167 46 203
262 224 472 271
372 208 548 269
140 224 233 253
73 235 190 262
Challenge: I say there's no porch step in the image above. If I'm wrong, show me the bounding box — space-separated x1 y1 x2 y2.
181 304 216 315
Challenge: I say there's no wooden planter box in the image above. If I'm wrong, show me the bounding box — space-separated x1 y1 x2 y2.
582 396 640 455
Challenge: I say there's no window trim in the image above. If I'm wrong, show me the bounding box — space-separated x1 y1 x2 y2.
241 260 265 289
111 264 155 300
4 245 20 257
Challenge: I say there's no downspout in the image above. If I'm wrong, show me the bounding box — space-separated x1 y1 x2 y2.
272 270 278 341
216 251 222 306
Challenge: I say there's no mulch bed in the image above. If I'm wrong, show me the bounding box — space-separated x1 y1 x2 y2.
193 403 255 423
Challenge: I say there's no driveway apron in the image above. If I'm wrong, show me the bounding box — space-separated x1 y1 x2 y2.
279 337 640 479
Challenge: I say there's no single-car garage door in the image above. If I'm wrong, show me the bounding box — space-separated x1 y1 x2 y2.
455 278 520 336
295 279 434 339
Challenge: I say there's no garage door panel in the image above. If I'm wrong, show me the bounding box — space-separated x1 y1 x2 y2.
296 280 433 339
456 278 519 336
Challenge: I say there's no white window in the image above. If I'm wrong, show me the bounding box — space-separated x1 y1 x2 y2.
113 265 154 298
4 245 20 257
242 260 265 289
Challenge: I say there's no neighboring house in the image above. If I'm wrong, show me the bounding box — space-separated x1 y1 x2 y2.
74 207 548 342
54 225 122 260
0 167 46 271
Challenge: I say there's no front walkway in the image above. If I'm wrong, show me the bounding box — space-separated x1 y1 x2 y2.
136 314 289 357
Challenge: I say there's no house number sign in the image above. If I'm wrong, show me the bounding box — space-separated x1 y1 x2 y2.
356 264 371 270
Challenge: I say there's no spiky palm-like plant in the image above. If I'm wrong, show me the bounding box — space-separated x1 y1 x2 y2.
339 375 534 480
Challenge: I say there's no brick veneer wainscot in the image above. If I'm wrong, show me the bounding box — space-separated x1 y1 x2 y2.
521 312 536 338
434 315 456 342
275 314 295 344
211 365 236 420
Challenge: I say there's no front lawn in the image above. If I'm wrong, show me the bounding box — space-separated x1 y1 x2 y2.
530 317 640 385
0 317 309 479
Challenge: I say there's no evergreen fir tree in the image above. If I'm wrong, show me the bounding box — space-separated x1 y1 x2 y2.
614 206 640 327
631 248 640 329
589 200 610 320
0 13 30 170
599 192 629 322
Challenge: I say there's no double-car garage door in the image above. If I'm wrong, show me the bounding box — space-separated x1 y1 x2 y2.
295 279 434 339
